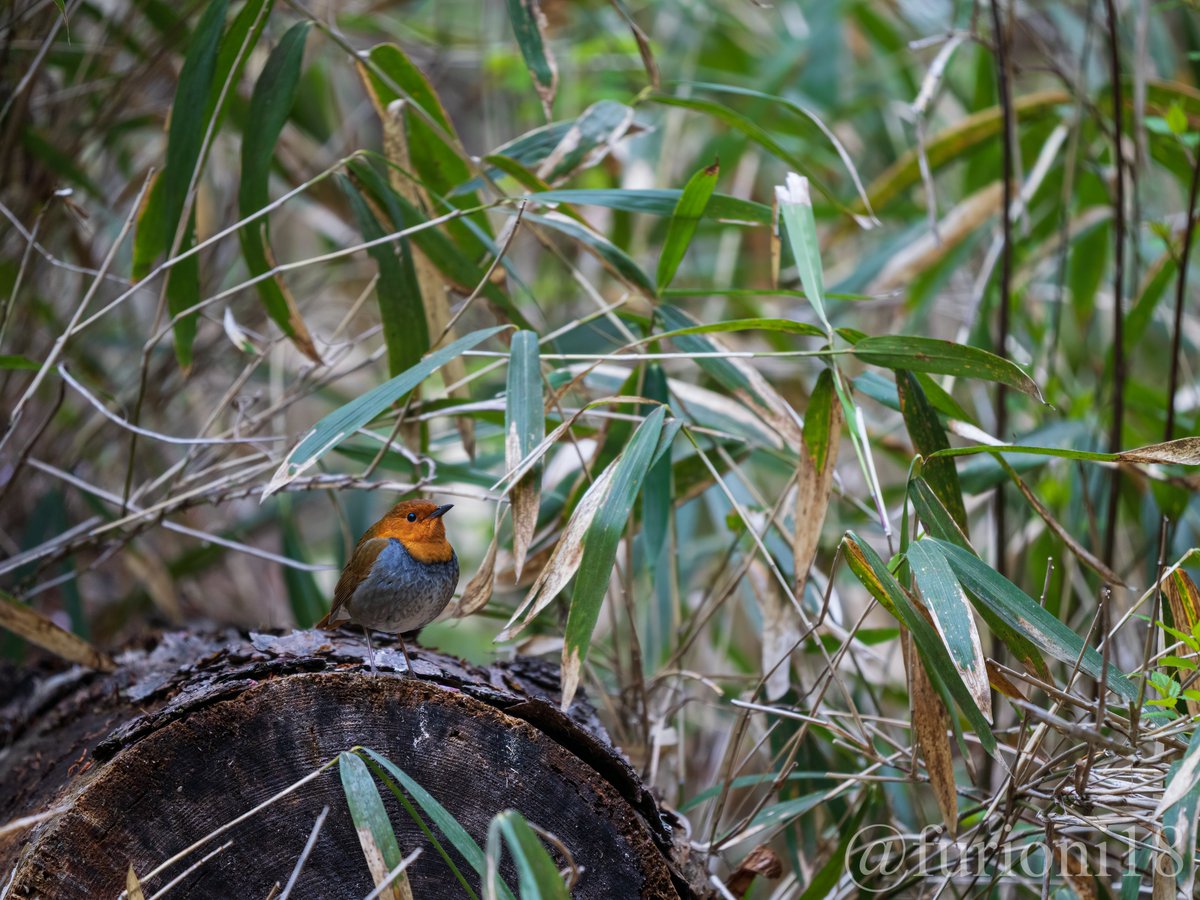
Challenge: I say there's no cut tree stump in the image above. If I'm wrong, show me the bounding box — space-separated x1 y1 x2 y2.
0 630 706 898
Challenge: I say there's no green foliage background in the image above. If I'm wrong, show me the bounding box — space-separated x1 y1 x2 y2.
4 0 1200 894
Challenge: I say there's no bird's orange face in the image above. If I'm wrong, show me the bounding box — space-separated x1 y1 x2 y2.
365 500 455 563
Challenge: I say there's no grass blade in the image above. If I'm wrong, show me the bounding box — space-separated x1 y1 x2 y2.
264 326 509 497
656 160 719 292
561 406 668 708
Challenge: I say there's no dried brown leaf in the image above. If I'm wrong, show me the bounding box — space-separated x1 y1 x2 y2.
793 399 841 597
725 845 782 898
1117 436 1200 465
0 590 113 671
1164 569 1200 717
126 866 146 900
748 560 797 701
910 637 959 837
456 531 499 617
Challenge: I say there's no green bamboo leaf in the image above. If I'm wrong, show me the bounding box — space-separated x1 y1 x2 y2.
338 174 428 377
657 160 719 292
344 159 532 331
454 124 573 195
360 748 515 900
536 100 635 184
928 539 1137 700
906 540 991 722
165 215 200 371
842 532 996 754
338 751 409 899
654 317 826 342
655 304 804 446
908 478 971 551
264 326 510 497
487 810 569 900
683 81 878 223
237 20 320 362
1159 752 1200 897
853 336 1045 402
898 371 967 532
507 330 544 580
526 212 654 297
561 406 668 708
797 795 871 899
527 188 770 224
505 0 558 118
281 497 326 628
358 43 490 251
648 94 842 211
775 173 831 334
0 355 39 370
141 0 227 280
804 369 838 474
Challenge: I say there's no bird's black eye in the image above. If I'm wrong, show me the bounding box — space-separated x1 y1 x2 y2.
406 512 417 522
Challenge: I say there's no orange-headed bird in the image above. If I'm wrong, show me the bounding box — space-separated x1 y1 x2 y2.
317 499 458 674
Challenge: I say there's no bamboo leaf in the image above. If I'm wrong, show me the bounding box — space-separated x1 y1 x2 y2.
928 539 1137 700
653 317 825 341
338 173 429 377
842 533 996 754
561 407 668 708
357 43 490 257
264 326 509 497
237 21 320 362
165 215 200 371
136 0 227 279
0 355 39 370
359 748 516 900
898 371 967 532
487 810 569 900
656 304 804 445
794 369 841 596
527 188 770 224
505 0 558 119
1165 571 1200 717
775 173 831 334
906 540 992 723
853 336 1044 402
535 100 635 184
1117 436 1200 465
0 589 113 671
909 638 959 836
657 160 719 292
339 752 409 900
506 331 544 579
527 212 654 296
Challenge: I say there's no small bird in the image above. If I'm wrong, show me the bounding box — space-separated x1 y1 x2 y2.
316 499 459 675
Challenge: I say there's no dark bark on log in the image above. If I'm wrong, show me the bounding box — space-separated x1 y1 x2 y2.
0 630 706 898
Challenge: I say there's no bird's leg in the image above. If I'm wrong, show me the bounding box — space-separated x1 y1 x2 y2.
397 633 414 677
362 626 378 676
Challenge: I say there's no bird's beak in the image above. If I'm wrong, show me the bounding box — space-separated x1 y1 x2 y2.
426 504 453 520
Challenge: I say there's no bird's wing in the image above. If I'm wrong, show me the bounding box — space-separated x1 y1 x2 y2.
317 537 391 628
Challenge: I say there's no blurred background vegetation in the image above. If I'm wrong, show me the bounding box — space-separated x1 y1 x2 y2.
4 0 1200 894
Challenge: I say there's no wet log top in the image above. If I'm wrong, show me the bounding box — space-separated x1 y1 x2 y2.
0 629 704 898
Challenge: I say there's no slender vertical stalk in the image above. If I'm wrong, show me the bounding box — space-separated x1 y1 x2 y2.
1166 148 1200 442
1103 0 1126 568
991 0 1013 578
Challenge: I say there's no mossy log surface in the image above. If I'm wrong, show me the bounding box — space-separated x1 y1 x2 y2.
0 629 702 898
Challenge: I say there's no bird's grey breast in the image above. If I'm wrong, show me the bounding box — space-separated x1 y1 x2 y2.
346 539 459 633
